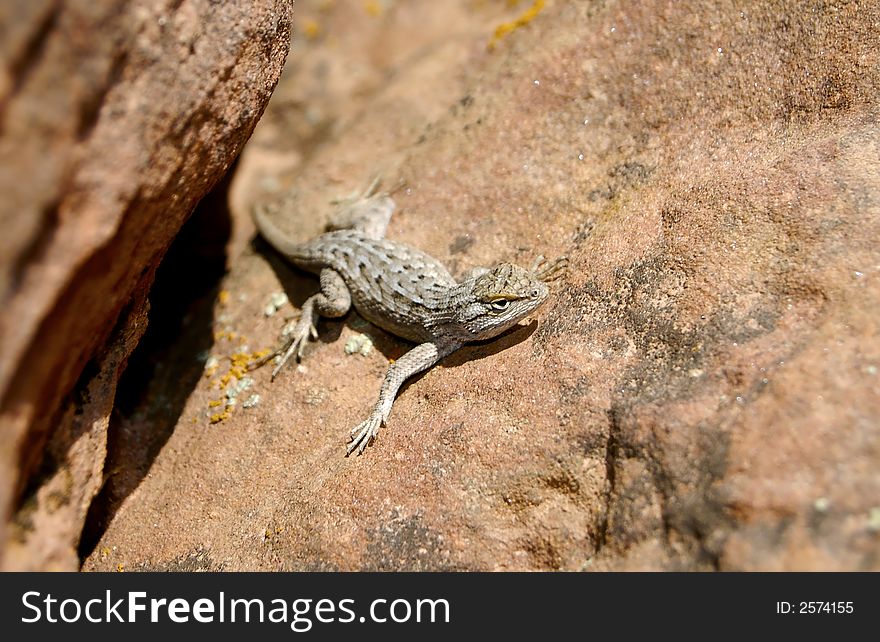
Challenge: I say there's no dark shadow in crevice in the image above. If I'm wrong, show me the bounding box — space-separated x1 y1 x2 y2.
77 171 233 564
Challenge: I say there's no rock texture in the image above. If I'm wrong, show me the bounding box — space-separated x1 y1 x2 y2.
0 0 292 570
80 0 879 571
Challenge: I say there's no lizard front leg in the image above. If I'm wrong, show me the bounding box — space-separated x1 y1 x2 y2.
347 341 450 456
270 268 351 378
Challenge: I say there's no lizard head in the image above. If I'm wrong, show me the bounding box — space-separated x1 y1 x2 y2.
461 256 566 340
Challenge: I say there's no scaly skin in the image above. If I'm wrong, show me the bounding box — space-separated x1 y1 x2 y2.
253 182 565 455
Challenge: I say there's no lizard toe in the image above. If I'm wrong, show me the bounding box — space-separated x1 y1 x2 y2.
346 415 382 456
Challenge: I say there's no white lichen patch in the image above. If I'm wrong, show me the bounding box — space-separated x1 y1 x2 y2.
344 332 374 357
264 291 289 317
242 394 261 409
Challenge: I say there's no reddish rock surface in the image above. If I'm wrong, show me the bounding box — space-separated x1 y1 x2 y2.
17 0 878 571
0 0 292 570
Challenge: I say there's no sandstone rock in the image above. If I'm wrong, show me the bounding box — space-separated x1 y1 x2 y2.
84 0 878 571
0 0 292 570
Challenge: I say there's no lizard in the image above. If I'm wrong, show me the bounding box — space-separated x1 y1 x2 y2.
251 179 566 455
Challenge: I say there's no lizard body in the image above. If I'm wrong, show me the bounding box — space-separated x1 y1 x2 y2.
253 181 564 454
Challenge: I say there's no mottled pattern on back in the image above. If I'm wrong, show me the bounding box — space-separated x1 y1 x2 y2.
287 230 461 341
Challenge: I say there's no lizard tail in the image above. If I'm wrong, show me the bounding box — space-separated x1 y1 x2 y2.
252 202 303 257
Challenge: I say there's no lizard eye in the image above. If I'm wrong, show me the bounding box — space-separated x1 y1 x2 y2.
490 300 510 311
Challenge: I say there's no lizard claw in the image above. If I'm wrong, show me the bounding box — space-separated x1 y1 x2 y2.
270 317 318 379
346 413 384 456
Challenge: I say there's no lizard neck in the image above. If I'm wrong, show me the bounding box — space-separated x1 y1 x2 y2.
422 279 486 343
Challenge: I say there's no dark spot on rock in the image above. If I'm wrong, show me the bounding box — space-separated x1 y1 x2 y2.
572 218 594 244
523 536 563 570
578 430 607 458
362 512 460 571
542 469 581 495
609 161 651 184
559 375 591 405
448 234 474 255
589 161 653 202
608 334 629 353
588 185 615 202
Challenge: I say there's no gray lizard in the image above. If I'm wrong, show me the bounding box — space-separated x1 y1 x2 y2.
252 180 565 455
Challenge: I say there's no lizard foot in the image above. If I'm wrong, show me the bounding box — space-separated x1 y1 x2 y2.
249 313 318 378
270 315 319 379
346 413 384 456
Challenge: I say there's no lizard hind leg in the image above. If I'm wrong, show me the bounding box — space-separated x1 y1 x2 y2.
268 268 351 378
327 176 403 240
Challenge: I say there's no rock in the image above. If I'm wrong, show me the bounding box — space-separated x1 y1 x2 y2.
0 0 292 570
83 0 879 570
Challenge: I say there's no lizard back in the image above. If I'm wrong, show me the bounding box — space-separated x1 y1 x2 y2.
288 230 462 342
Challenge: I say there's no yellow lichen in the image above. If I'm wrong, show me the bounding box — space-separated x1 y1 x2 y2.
363 0 382 17
203 343 273 424
487 0 545 51
209 409 232 424
303 19 321 39
218 290 230 305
